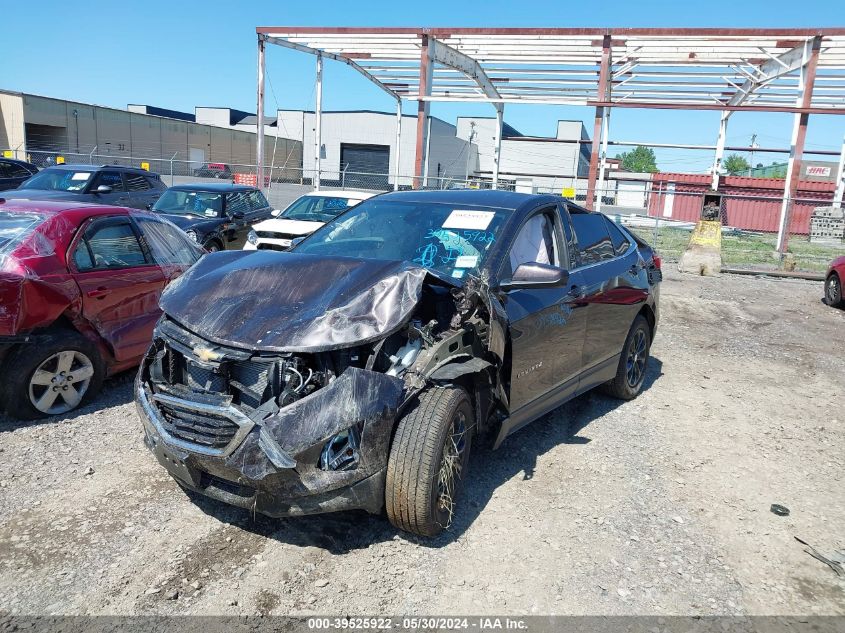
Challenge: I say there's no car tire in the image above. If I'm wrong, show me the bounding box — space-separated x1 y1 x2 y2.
602 314 651 401
0 331 105 420
204 240 223 253
825 272 844 308
385 385 473 537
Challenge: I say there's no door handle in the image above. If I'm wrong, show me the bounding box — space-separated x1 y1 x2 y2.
567 284 583 298
87 287 109 299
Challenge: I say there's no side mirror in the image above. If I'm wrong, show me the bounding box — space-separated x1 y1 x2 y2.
230 211 246 220
271 209 282 217
290 236 306 249
95 185 113 194
499 262 569 292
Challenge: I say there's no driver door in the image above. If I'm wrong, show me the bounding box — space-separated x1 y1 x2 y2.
223 191 251 248
87 170 130 207
70 216 166 364
499 206 588 412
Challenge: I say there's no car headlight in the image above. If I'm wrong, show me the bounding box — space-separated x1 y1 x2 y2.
247 229 258 245
185 229 198 242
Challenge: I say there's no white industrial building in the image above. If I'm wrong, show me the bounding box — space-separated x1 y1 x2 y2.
0 90 301 177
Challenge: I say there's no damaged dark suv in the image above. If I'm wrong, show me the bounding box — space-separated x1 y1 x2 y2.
136 190 661 536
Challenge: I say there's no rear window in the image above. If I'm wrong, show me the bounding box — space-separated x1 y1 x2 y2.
570 213 615 265
0 211 47 256
603 215 632 256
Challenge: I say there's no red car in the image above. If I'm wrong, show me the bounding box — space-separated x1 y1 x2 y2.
826 256 845 309
0 199 203 419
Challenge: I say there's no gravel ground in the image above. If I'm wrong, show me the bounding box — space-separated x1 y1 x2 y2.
0 270 843 616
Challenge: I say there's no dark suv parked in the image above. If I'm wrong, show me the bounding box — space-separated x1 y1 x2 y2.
0 158 39 191
2 164 166 209
150 184 274 251
137 190 661 536
192 163 233 179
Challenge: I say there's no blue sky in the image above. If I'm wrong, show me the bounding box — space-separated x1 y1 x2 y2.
3 0 844 172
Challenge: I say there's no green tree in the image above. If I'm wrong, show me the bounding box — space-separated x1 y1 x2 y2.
723 153 750 175
616 146 658 173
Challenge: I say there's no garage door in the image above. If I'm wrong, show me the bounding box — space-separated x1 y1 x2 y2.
340 143 389 190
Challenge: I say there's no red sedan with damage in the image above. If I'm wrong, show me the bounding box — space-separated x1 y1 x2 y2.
0 199 203 419
826 256 845 308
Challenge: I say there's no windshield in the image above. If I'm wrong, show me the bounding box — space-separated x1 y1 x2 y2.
0 211 47 256
294 200 507 280
20 168 93 192
152 190 224 217
281 195 359 223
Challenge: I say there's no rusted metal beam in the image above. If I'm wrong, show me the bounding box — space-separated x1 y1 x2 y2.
256 27 845 37
776 36 821 255
256 35 266 191
414 35 433 189
586 34 611 211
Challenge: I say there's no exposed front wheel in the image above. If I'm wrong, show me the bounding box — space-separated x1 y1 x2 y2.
0 331 105 420
602 314 651 400
825 272 844 308
385 385 473 537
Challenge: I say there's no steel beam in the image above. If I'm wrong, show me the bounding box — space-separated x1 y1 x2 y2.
834 135 845 208
429 38 500 100
710 111 729 190
394 100 402 191
728 37 821 106
776 37 821 255
586 35 612 211
262 35 400 100
314 54 323 191
256 35 266 191
414 35 433 189
492 104 504 190
595 107 611 212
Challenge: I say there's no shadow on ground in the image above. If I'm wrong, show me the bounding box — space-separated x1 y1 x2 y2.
189 356 664 553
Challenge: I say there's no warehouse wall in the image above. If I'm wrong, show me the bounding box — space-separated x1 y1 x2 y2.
0 92 26 153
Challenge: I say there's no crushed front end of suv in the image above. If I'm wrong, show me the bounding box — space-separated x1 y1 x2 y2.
136 190 661 536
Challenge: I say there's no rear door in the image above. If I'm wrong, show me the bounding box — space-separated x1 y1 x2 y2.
123 171 160 210
247 189 273 222
568 209 647 378
69 215 166 363
88 170 130 207
134 215 204 283
499 205 587 411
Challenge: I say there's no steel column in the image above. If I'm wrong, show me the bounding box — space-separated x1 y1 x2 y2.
314 53 323 191
586 35 612 210
776 37 821 255
414 35 433 189
595 107 611 212
394 100 402 191
834 135 845 208
256 35 266 191
711 111 730 190
492 104 504 190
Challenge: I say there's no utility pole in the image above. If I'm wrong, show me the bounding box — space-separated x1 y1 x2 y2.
464 121 476 185
748 133 757 176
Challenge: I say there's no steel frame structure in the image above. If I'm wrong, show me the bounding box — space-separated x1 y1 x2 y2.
256 27 845 255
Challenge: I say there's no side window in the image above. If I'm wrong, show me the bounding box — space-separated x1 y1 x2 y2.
9 164 34 178
506 209 559 277
603 215 631 256
73 220 147 271
570 213 615 266
247 190 269 211
0 162 9 178
91 171 126 192
136 217 203 266
145 175 164 190
124 172 152 192
226 192 250 215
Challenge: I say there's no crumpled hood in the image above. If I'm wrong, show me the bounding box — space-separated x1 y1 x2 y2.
160 250 442 352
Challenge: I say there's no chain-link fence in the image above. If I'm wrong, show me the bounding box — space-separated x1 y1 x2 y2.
4 147 843 273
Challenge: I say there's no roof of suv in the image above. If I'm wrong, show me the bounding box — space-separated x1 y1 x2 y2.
45 164 158 175
167 183 255 192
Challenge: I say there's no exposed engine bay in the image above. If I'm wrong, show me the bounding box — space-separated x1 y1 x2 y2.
136 252 502 516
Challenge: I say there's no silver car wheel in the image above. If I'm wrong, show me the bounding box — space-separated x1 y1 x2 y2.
28 350 95 415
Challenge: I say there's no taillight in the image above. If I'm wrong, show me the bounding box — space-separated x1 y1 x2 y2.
652 254 662 270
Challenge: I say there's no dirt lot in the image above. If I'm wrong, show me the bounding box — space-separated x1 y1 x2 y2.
1 270 843 616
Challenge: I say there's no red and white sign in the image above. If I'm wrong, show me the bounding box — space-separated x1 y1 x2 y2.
805 165 831 177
